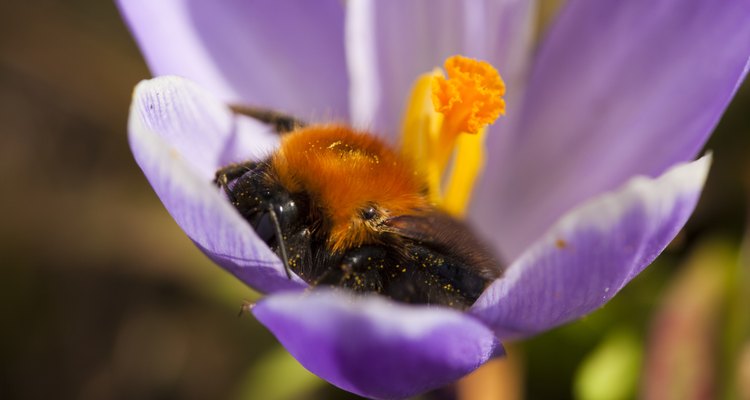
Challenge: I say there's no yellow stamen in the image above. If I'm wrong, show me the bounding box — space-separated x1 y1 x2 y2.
442 128 487 217
400 69 445 205
432 55 505 136
400 55 505 217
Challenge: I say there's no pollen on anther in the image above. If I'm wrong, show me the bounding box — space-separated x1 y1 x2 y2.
431 55 505 134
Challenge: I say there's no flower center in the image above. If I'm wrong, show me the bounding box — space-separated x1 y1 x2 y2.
400 55 505 217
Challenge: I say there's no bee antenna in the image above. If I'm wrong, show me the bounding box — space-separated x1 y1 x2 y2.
267 208 293 279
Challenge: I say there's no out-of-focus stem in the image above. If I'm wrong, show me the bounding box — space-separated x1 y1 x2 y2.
456 346 523 400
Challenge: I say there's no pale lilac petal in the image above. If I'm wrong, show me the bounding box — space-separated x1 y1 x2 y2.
473 0 750 260
129 76 305 293
131 76 279 180
471 156 711 340
217 115 280 168
117 0 348 121
346 0 536 140
253 290 502 400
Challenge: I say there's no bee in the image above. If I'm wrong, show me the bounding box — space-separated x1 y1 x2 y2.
215 107 503 309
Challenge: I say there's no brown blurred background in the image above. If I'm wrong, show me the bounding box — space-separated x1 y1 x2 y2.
1 1 748 399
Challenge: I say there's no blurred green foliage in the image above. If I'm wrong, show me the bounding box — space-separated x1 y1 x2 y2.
231 347 324 400
574 328 642 400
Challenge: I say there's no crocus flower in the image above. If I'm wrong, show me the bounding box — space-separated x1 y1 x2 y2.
117 0 750 398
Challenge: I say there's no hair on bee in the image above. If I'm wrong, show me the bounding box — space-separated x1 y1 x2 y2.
215 106 503 309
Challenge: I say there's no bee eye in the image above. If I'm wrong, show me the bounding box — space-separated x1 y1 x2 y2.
361 206 378 220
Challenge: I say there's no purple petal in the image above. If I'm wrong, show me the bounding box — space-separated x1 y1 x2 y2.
129 76 305 293
346 0 537 140
131 76 279 180
117 0 349 121
473 0 750 259
253 290 502 400
471 156 711 340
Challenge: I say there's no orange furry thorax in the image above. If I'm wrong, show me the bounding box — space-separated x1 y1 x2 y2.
270 125 429 252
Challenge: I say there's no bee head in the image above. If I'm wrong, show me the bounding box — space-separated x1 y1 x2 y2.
226 163 303 244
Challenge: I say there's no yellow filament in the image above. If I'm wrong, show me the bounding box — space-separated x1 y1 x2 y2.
400 69 445 205
442 128 487 217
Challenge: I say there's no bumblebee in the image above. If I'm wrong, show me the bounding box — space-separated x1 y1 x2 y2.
215 107 503 309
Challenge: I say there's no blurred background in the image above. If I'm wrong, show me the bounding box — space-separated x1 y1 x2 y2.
1 0 748 399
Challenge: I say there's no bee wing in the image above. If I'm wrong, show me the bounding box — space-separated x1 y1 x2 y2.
384 212 504 280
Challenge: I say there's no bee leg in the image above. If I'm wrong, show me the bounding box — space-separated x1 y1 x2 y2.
214 161 257 185
237 299 254 317
330 246 390 294
229 105 306 134
214 161 257 200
